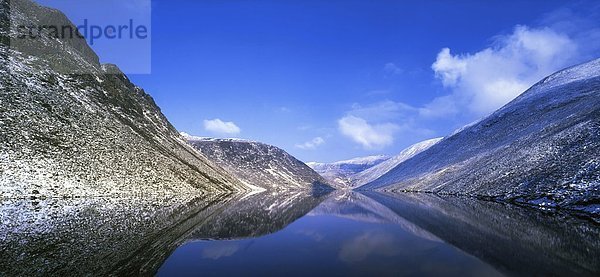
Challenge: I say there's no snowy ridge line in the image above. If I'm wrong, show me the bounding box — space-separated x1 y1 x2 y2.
308 138 443 189
185 135 332 192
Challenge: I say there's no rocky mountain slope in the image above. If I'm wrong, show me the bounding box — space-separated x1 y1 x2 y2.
308 138 441 188
360 59 600 216
184 134 331 191
0 0 247 198
307 155 389 188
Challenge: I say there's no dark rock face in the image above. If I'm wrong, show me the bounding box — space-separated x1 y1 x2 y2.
187 137 331 192
5 0 100 73
0 0 246 198
361 59 600 216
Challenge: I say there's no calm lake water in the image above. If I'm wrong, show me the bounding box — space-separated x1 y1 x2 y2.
1 190 599 276
158 192 501 277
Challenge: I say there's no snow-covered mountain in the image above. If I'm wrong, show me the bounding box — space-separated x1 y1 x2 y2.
351 138 443 187
184 134 331 191
308 138 442 188
307 156 389 188
360 58 600 216
0 0 247 198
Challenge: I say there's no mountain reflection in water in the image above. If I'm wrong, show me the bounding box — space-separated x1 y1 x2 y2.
0 190 327 276
1 190 598 276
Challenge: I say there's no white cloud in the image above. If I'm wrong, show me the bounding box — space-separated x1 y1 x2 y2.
430 25 579 116
337 25 589 150
338 116 399 149
335 7 599 150
431 48 467 87
383 62 403 76
336 101 434 149
295 137 325 150
203 118 241 135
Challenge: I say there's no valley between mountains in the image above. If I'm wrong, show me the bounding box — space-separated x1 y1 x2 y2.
1 0 599 220
2 1 600 276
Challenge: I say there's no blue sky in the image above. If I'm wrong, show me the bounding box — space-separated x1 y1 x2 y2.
39 0 600 162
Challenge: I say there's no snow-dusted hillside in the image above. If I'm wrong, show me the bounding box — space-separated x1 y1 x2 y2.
0 0 247 198
361 58 600 216
307 156 389 188
185 134 331 192
351 138 442 187
308 138 442 189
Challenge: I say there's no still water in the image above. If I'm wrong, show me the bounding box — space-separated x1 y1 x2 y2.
159 192 501 276
1 190 599 276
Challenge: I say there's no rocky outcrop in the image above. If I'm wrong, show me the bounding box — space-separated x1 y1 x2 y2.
0 0 247 198
185 135 331 192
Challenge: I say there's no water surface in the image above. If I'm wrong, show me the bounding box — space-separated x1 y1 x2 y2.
1 190 598 276
158 191 600 276
159 192 501 276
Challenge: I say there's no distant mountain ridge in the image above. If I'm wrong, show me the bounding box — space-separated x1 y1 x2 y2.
360 58 600 216
307 155 390 188
184 133 331 192
352 138 443 187
308 138 442 189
